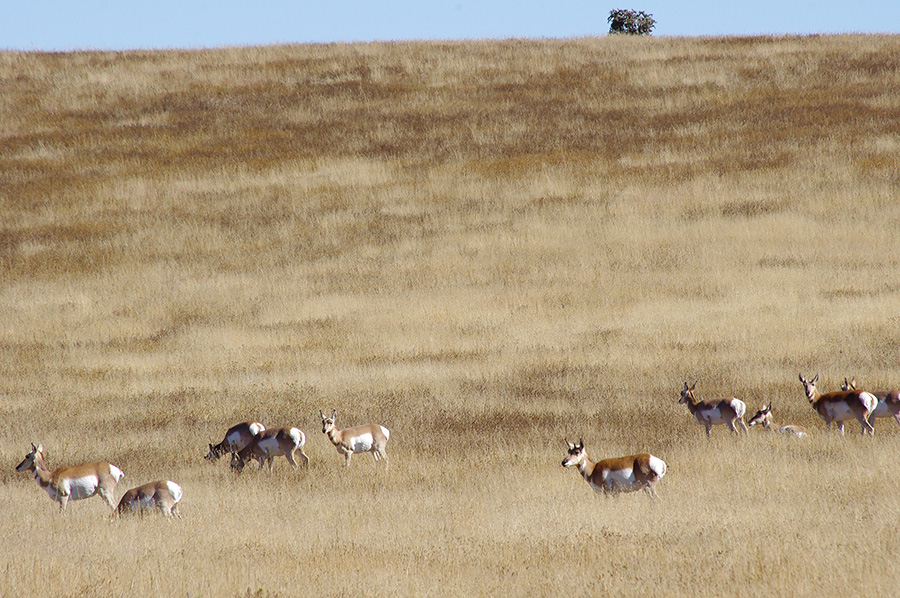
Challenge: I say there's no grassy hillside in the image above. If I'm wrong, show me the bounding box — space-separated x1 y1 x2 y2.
2 34 900 597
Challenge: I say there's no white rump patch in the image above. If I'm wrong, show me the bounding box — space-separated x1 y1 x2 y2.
289 428 304 447
166 481 184 503
730 399 746 418
380 426 390 440
249 422 265 436
860 392 878 413
648 456 667 479
109 464 125 482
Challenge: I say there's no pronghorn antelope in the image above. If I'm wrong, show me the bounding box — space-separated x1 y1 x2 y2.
205 421 266 462
230 427 309 473
799 373 877 435
678 382 748 436
15 443 124 511
116 480 183 518
842 378 900 429
747 402 808 438
561 439 667 498
320 409 390 467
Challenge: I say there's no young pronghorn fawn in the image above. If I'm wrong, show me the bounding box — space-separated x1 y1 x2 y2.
15 443 125 511
230 427 309 473
561 439 667 498
205 421 265 462
799 373 877 435
116 480 183 518
320 409 390 467
842 378 900 429
678 382 748 436
747 402 808 438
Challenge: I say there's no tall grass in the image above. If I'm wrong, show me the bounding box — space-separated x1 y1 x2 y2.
2 34 900 596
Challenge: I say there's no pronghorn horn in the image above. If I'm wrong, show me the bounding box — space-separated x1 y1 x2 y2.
31 442 37 451
332 409 336 419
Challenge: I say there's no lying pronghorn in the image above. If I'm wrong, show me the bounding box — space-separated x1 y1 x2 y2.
205 421 265 462
678 382 747 436
15 443 124 511
841 377 900 429
320 409 390 467
116 480 183 518
747 402 808 438
799 373 877 435
561 439 666 498
230 427 309 473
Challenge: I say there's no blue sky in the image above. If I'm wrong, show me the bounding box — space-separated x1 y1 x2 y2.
2 1 897 51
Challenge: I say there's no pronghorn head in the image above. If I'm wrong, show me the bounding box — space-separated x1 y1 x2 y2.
748 402 773 427
679 382 697 405
320 409 337 434
841 378 857 391
16 443 43 472
562 439 586 468
230 452 246 473
799 373 819 402
205 443 222 462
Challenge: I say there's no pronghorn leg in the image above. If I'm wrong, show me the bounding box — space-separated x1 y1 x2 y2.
893 413 900 429
858 415 874 435
99 487 116 509
704 423 712 437
285 451 298 469
726 420 737 434
298 449 310 468
59 494 69 512
736 418 748 434
344 452 352 466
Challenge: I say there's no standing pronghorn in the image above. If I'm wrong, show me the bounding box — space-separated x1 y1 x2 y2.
116 480 183 518
15 443 124 511
747 402 808 438
205 421 266 462
678 382 748 436
230 427 309 473
561 439 667 498
799 373 877 435
841 378 900 429
320 409 390 467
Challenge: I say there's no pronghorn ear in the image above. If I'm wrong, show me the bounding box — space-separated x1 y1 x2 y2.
850 378 856 388
36 443 43 453
812 373 819 384
331 409 336 419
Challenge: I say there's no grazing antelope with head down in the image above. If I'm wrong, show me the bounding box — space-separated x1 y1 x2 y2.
230 427 309 473
205 421 265 462
678 382 747 436
747 402 808 438
320 409 390 467
116 480 183 518
799 373 877 435
561 439 666 498
842 378 900 429
15 443 124 511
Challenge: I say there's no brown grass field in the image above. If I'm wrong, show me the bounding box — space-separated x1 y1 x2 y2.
2 34 900 596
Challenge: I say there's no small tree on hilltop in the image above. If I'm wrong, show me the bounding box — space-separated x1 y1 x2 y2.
608 9 656 35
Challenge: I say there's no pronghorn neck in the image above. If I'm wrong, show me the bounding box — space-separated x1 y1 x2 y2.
325 426 344 448
577 453 596 480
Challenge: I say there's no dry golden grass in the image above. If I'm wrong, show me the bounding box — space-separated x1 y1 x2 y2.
2 34 900 596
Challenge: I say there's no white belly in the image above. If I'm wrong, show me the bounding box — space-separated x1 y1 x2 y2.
696 408 729 425
596 468 640 493
56 475 99 501
349 433 375 453
871 400 892 418
823 401 855 421
257 437 284 454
